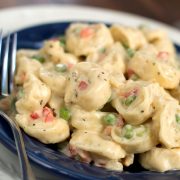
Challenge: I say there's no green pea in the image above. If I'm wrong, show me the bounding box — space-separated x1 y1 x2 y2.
136 126 146 137
103 113 117 125
32 55 45 63
127 48 135 58
124 124 133 131
99 47 106 53
17 88 24 99
124 130 134 139
131 74 139 81
122 95 137 106
59 36 66 47
59 107 71 121
122 43 129 49
55 64 67 72
176 114 180 123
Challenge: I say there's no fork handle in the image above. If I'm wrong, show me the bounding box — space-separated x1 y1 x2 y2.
0 111 36 180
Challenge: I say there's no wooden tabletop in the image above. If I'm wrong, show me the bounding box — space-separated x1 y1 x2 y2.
0 0 180 29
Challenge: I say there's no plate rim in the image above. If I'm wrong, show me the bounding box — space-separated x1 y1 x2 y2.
1 17 180 180
0 4 180 45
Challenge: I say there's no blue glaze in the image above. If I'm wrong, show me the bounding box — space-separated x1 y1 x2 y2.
0 22 180 180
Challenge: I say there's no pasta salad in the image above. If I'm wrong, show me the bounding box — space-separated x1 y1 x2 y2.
1 22 180 172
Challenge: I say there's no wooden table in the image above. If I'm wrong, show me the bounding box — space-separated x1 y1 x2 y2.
0 0 180 28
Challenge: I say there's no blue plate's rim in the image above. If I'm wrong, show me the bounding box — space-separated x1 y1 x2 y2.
1 21 180 179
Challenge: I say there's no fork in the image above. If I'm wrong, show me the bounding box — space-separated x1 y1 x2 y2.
0 31 36 180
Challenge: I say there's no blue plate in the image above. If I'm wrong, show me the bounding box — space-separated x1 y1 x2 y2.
1 22 180 180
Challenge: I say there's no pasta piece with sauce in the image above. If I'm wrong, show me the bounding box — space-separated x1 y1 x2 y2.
66 23 114 56
111 122 158 154
40 39 79 65
87 42 127 74
65 62 111 111
128 45 180 89
112 80 156 125
16 75 51 114
70 106 105 132
70 130 126 160
39 66 67 97
140 27 176 63
139 147 180 172
110 24 147 50
15 108 69 144
15 56 42 85
152 100 180 148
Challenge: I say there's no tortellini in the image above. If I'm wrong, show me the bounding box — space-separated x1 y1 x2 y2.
70 130 126 160
40 39 79 65
48 94 64 114
65 62 111 111
140 27 176 62
152 100 180 148
112 80 156 125
139 147 180 172
128 45 180 89
39 66 67 97
16 75 51 114
87 42 127 74
66 23 114 56
111 122 158 154
15 56 42 85
16 113 69 144
2 22 179 173
70 106 105 132
110 24 147 50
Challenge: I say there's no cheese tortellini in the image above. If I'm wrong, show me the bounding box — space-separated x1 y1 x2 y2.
16 75 51 114
110 24 147 50
152 100 180 148
66 23 114 56
128 45 180 89
87 42 127 74
112 80 157 125
16 113 70 144
139 147 180 172
2 22 180 173
111 122 158 154
65 62 111 111
70 130 126 160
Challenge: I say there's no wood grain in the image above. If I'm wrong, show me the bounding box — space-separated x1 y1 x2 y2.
0 0 179 27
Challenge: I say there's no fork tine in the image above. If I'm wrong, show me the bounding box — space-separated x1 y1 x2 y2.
9 33 17 93
0 30 2 58
1 33 10 96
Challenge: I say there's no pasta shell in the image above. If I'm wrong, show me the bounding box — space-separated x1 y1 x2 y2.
139 147 180 172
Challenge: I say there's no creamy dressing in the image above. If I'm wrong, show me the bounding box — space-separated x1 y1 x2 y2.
1 22 180 172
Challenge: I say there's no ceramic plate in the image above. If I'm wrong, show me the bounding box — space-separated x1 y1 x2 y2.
0 5 180 180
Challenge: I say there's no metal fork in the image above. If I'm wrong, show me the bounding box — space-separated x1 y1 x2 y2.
0 31 36 180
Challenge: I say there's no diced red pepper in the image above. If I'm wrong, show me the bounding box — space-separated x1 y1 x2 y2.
127 69 135 78
122 87 139 98
69 145 78 157
43 107 54 122
80 27 94 38
30 112 39 119
116 116 124 127
67 63 74 69
50 38 59 41
78 150 92 163
78 81 88 90
103 126 112 136
157 51 169 61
